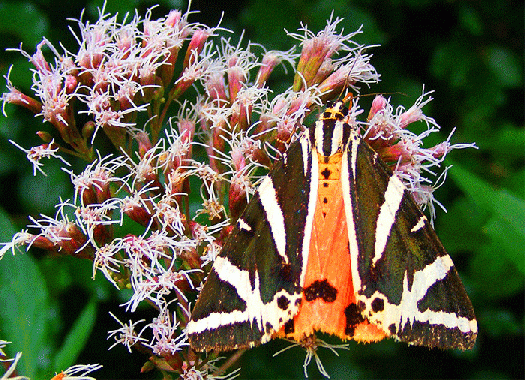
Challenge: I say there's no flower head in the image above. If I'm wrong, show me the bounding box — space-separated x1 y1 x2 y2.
10 139 70 176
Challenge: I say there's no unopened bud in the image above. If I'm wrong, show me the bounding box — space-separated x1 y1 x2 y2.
36 131 53 143
228 179 247 221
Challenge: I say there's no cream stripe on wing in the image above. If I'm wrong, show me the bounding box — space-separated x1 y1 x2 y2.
299 138 318 287
410 215 427 233
372 175 405 267
257 176 288 264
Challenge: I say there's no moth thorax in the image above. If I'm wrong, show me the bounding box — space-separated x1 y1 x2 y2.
313 118 349 158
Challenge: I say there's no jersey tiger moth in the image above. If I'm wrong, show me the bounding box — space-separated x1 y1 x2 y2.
187 99 477 352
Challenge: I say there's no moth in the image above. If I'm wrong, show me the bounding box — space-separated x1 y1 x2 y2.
187 100 477 352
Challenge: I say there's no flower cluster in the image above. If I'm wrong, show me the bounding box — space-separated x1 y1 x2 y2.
1 5 473 378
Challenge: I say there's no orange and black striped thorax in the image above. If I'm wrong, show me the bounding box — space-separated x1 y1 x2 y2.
310 101 352 159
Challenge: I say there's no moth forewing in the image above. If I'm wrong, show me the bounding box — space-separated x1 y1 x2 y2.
188 138 315 350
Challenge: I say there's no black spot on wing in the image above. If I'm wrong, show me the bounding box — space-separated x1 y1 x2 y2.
284 319 295 335
345 326 356 338
389 323 397 335
303 279 338 302
344 303 366 337
277 295 290 311
321 167 331 179
371 297 385 313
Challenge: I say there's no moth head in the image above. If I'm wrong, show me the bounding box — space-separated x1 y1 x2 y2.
310 101 351 157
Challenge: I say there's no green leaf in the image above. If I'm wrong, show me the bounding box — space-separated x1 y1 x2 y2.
502 168 525 198
485 46 523 88
470 245 523 299
53 297 98 372
448 164 525 275
480 308 522 337
479 124 525 163
485 191 525 272
438 197 487 253
458 4 483 36
0 209 52 379
0 1 49 46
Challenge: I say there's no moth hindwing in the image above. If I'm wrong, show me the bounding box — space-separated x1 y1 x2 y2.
187 100 477 352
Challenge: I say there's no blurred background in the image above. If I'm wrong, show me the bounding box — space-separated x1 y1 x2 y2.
0 0 522 378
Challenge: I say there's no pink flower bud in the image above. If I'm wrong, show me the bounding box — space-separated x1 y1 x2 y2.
228 66 246 102
135 131 154 159
230 100 251 131
205 73 228 101
251 147 271 168
116 30 134 54
230 147 246 171
311 58 334 87
31 41 51 73
65 74 78 94
29 235 56 251
122 198 154 228
57 222 89 257
3 88 42 114
256 53 281 87
381 141 412 165
429 141 450 159
228 178 247 221
400 106 424 128
82 121 95 140
178 244 201 270
184 29 210 70
36 131 53 143
368 95 387 120
165 10 182 28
